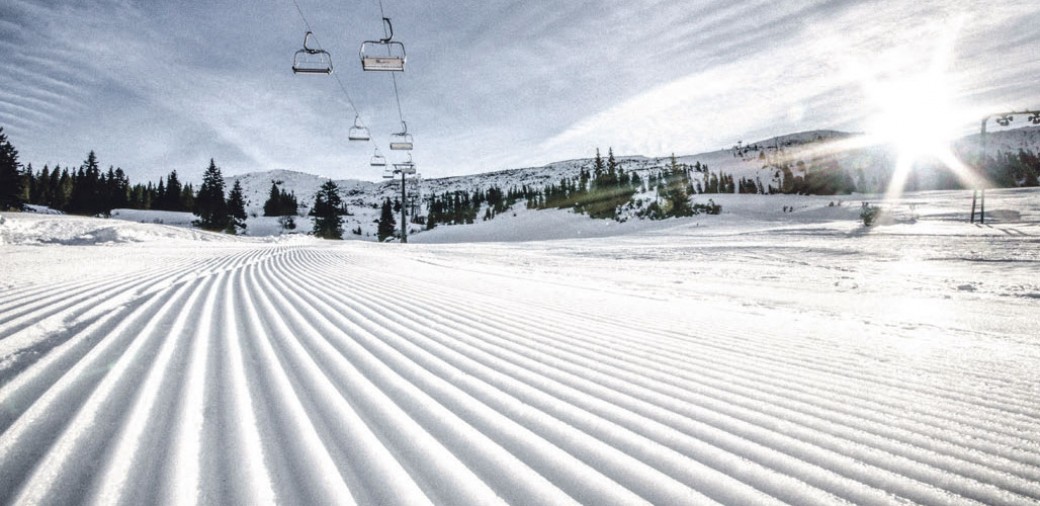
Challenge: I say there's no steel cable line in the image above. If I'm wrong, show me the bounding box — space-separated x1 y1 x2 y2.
376 0 407 126
287 0 383 150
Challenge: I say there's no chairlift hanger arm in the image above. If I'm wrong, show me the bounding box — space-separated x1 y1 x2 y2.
303 31 320 53
381 17 394 43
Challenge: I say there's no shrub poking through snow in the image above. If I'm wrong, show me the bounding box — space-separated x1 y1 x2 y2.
861 202 881 226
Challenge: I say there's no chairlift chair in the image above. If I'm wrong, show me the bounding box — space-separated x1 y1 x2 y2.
292 31 333 75
394 153 416 174
390 121 413 150
348 115 370 141
360 18 407 72
382 170 395 179
370 149 387 167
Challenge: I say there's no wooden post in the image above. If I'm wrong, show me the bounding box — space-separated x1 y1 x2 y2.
976 117 988 224
971 190 977 223
980 189 985 225
400 171 408 243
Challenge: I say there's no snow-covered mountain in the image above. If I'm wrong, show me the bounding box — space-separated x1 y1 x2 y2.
227 127 1039 219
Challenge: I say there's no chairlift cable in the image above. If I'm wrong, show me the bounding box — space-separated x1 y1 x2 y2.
376 0 407 125
290 0 315 32
286 0 379 141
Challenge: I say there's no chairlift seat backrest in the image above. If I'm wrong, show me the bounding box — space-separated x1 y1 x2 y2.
293 52 333 74
390 121 413 150
293 31 333 75
359 18 406 72
349 127 370 141
349 115 370 141
360 51 406 72
390 139 413 150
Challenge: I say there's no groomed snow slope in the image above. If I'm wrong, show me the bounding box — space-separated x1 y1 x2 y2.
1 190 1039 505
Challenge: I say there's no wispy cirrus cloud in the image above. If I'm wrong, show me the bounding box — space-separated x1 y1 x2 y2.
542 0 1040 161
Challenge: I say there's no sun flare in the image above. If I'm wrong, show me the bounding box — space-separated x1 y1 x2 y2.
866 74 960 161
853 21 983 201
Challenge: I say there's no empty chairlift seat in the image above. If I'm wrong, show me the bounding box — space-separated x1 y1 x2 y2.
390 121 413 150
360 18 406 72
370 149 387 167
292 31 333 75
348 115 370 141
394 153 416 174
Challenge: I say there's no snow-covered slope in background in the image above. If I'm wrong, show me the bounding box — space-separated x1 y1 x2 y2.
95 126 1039 241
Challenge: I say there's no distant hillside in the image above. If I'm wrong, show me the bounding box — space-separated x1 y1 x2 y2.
223 127 1040 239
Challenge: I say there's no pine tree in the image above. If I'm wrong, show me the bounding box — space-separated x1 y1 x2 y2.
67 151 103 215
56 168 72 211
263 182 281 216
310 179 344 239
0 127 23 210
164 170 184 211
663 154 694 217
606 148 618 185
377 197 396 242
263 182 299 216
180 183 195 211
155 177 166 210
226 180 247 234
281 190 298 215
37 165 52 207
20 163 33 205
193 159 230 231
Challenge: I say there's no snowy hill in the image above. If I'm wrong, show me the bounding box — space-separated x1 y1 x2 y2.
103 127 1038 241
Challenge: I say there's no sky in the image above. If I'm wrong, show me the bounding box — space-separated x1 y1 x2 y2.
1 0 1038 183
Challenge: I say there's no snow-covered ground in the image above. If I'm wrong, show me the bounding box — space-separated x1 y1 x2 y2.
1 188 1039 505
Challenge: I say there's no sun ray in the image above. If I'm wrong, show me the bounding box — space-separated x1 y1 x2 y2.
765 16 984 214
883 154 916 203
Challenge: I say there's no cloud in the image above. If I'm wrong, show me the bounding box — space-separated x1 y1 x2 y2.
542 0 1040 159
2 0 1037 182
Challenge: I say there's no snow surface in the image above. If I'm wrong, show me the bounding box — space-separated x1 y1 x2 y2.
1 188 1039 505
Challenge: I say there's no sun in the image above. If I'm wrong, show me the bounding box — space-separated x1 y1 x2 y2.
854 23 983 201
865 73 960 161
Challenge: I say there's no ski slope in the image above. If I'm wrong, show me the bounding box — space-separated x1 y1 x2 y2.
2 192 1040 505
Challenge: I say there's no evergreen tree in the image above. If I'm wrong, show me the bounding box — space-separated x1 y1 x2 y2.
20 163 33 205
67 151 104 215
56 167 72 211
606 148 618 185
263 182 299 216
310 179 344 239
193 159 230 231
263 182 281 216
164 170 184 211
663 154 694 217
282 189 298 215
226 180 247 234
377 197 396 242
180 183 196 212
0 127 24 210
36 165 52 207
111 167 130 209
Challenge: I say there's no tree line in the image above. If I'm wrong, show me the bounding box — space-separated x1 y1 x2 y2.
0 129 247 233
